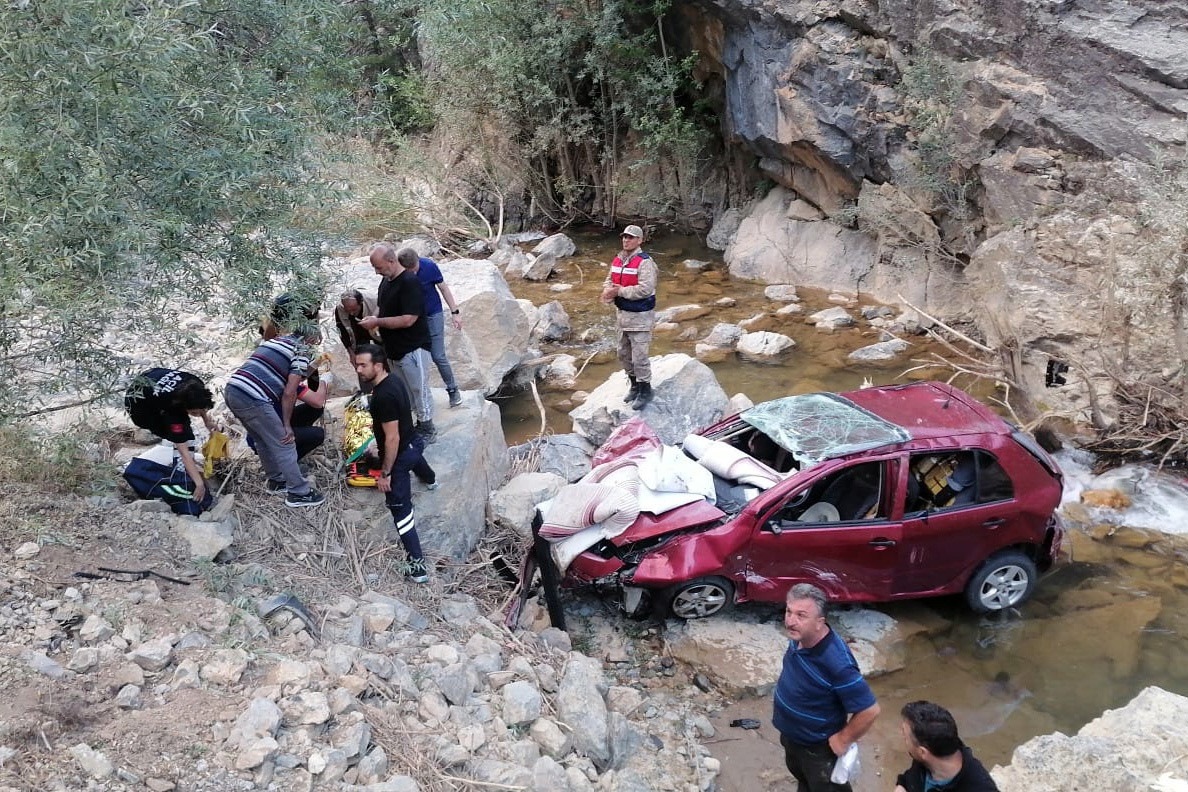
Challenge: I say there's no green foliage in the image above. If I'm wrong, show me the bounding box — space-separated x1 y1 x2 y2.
898 51 972 218
0 0 365 417
0 422 118 494
405 0 707 221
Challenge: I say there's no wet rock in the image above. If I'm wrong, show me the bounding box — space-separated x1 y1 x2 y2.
700 322 744 349
523 253 557 281
683 259 712 270
848 338 910 361
694 343 730 363
569 354 729 446
714 296 737 307
656 304 710 323
736 331 796 362
862 305 895 320
488 472 567 537
557 654 610 769
993 686 1188 791
763 284 800 302
540 354 578 391
69 743 114 779
502 680 543 726
532 301 572 342
807 306 855 330
532 233 577 259
738 313 769 331
775 302 804 316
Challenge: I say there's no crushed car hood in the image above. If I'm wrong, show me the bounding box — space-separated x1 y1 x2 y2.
611 499 727 545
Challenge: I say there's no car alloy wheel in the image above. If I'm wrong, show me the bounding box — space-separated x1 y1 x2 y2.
966 551 1037 613
665 576 735 619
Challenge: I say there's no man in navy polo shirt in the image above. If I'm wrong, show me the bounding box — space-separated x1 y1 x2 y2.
773 583 880 791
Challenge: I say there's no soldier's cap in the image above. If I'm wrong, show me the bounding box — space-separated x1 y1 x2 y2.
621 224 644 238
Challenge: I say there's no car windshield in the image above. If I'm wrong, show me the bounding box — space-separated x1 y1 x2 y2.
741 392 911 466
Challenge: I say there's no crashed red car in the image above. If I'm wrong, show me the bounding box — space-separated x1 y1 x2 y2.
560 381 1064 619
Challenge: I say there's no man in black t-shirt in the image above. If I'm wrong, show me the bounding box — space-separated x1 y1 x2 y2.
360 243 438 441
354 343 436 583
124 368 216 503
894 701 998 792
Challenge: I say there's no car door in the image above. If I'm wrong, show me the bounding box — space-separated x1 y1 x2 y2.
894 447 1019 596
744 456 902 603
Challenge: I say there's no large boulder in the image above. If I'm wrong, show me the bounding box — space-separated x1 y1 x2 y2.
665 617 786 697
431 259 531 394
487 472 567 538
569 354 730 446
532 301 572 342
736 331 795 363
531 233 577 259
725 187 878 290
992 686 1188 791
522 253 556 281
364 390 507 559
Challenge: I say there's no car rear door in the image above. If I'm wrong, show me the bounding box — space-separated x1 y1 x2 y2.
743 456 902 603
894 447 1020 596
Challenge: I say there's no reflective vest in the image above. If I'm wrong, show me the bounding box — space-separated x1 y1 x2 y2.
610 252 656 312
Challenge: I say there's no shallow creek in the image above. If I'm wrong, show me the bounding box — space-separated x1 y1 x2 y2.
497 230 1188 787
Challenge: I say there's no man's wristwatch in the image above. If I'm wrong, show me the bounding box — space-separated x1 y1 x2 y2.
380 471 391 478
450 309 460 315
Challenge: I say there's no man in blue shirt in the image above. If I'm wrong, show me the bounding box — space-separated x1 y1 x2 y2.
405 253 465 408
772 583 880 791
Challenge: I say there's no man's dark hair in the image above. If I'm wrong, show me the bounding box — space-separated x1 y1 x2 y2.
396 247 419 269
173 378 214 411
901 700 962 757
355 343 388 368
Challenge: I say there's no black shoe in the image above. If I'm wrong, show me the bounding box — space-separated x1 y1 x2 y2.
265 479 285 495
406 557 429 584
623 375 639 404
447 389 463 408
285 488 326 508
631 381 653 410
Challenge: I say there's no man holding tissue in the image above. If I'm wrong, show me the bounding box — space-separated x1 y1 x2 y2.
772 583 880 791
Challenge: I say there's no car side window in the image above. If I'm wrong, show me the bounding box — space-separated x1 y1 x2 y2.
908 450 1014 512
773 461 885 526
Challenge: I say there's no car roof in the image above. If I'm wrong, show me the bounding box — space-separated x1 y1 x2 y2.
842 381 1009 441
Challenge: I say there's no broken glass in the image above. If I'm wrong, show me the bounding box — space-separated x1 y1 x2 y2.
741 393 911 467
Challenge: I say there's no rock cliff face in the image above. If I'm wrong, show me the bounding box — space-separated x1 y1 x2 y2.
675 0 1188 414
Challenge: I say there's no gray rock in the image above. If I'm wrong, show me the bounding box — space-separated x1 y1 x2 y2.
331 719 371 761
127 637 174 671
569 354 730 446
807 306 855 330
229 698 283 751
435 662 479 706
433 259 531 394
357 602 397 633
606 768 652 792
68 743 113 779
523 253 557 281
683 259 712 270
504 251 530 278
706 207 743 251
355 746 388 785
700 323 744 349
171 658 201 688
535 434 595 482
531 717 572 759
487 472 568 537
280 691 330 726
861 304 895 320
199 648 249 685
443 597 483 625
539 354 578 392
736 331 796 362
173 515 235 560
607 711 637 770
502 680 543 726
468 759 533 788
532 233 577 259
14 541 40 560
67 647 100 673
557 654 610 769
763 284 800 302
848 338 910 361
539 627 572 654
665 617 785 696
532 756 572 792
321 748 349 783
656 304 710 323
359 592 428 630
79 614 115 643
115 684 142 709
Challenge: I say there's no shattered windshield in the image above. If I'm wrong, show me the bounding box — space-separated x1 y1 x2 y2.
741 393 911 466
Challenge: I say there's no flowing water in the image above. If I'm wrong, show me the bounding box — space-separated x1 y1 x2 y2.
496 230 1188 787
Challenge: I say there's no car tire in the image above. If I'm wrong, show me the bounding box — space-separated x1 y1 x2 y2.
663 577 735 620
965 551 1037 613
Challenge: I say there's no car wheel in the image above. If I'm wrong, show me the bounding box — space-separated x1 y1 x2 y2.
664 577 735 619
965 551 1037 613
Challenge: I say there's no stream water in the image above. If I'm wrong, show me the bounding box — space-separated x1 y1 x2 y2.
496 230 1188 787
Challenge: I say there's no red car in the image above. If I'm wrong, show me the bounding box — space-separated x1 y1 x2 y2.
563 382 1065 618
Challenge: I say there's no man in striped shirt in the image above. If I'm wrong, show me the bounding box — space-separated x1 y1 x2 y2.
225 324 326 507
773 583 880 791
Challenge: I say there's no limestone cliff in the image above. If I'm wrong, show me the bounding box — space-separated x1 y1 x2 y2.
675 0 1188 418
